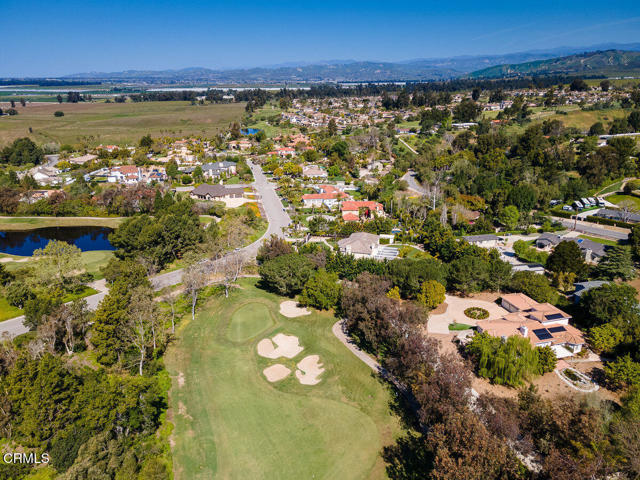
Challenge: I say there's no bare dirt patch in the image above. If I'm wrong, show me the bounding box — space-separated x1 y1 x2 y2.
263 364 291 382
279 300 311 318
257 333 304 359
295 355 325 385
431 302 448 315
177 371 185 388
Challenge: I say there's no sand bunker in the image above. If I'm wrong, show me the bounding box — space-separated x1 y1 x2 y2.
279 300 311 318
257 333 303 359
263 364 291 382
295 355 325 385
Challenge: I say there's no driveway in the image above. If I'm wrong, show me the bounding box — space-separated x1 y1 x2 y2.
427 295 508 334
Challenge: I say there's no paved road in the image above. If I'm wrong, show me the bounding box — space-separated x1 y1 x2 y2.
553 217 629 241
401 170 427 195
0 159 290 336
151 159 290 289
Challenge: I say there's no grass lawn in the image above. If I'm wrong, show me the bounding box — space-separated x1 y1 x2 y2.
0 216 123 230
165 278 401 480
597 179 625 196
0 101 245 146
80 250 114 279
0 296 23 321
449 323 474 331
607 194 640 210
578 235 620 246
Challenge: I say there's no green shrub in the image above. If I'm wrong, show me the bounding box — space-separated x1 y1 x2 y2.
464 307 489 319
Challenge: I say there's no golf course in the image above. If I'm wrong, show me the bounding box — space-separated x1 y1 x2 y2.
166 278 401 480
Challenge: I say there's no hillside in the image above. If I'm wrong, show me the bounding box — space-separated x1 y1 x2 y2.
470 49 640 78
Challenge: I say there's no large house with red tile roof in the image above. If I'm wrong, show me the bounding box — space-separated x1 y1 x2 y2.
341 200 384 222
302 185 350 208
476 293 585 358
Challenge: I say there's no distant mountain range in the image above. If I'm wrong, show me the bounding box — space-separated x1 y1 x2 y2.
55 42 640 84
470 49 640 79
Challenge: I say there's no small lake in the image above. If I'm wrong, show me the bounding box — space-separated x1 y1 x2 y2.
0 226 115 256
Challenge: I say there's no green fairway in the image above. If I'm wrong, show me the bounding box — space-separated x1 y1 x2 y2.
227 302 274 342
166 278 400 480
0 216 123 230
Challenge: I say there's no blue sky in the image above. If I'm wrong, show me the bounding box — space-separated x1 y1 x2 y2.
3 0 640 76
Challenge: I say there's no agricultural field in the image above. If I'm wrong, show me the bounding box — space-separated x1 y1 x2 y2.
0 101 245 146
166 278 401 480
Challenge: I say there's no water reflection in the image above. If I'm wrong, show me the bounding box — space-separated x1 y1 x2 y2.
0 227 115 256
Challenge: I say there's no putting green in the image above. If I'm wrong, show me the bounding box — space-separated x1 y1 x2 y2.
227 302 274 342
167 278 401 480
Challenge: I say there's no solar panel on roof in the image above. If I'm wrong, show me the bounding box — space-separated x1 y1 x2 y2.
546 313 565 320
548 326 566 333
533 328 553 340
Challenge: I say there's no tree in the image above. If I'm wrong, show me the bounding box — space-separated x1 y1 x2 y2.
327 118 337 136
417 280 446 309
54 111 64 117
0 137 44 165
597 245 635 280
299 269 341 310
139 134 153 148
256 235 293 263
569 78 589 92
217 252 245 297
182 263 208 321
605 355 640 388
588 323 624 354
453 99 482 122
259 253 315 297
536 346 557 373
508 271 557 303
581 283 640 333
631 224 640 258
600 80 611 92
498 205 519 230
56 94 63 103
589 122 606 136
31 240 82 289
628 110 640 131
471 88 481 101
166 160 179 179
546 241 587 278
126 286 159 374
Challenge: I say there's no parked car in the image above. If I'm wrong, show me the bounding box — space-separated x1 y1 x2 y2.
562 205 573 211
550 199 561 206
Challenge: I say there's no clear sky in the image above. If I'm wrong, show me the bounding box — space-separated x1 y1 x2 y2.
3 0 640 76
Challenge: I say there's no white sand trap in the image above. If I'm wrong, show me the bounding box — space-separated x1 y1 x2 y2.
279 300 311 318
257 333 303 359
263 364 291 382
295 355 325 385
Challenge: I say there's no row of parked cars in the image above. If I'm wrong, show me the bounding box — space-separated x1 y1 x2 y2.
554 197 606 211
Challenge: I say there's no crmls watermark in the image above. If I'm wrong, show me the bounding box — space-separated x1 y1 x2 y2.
2 452 50 464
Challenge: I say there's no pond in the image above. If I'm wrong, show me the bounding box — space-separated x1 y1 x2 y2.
0 226 115 256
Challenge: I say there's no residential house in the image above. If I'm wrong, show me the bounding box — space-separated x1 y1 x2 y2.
573 281 609 303
302 185 349 208
108 165 140 185
337 232 381 259
535 233 608 263
476 293 585 358
202 161 237 179
302 165 328 179
190 184 244 201
462 234 500 248
139 166 167 183
341 200 384 222
30 166 62 185
593 208 640 224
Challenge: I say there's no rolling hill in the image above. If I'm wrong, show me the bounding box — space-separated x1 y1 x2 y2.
470 50 640 78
